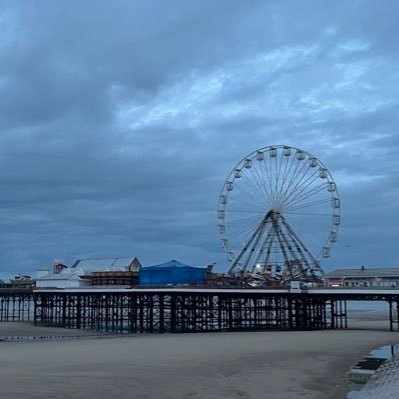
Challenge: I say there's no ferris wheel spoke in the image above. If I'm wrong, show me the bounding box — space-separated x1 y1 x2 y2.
256 164 272 207
251 161 274 206
271 155 282 204
270 155 282 198
239 172 271 206
273 153 281 199
285 155 308 189
243 164 262 197
285 197 332 212
284 181 327 209
248 166 270 205
227 210 265 214
285 218 325 255
257 158 273 205
284 187 329 211
225 214 263 225
280 164 318 207
228 221 260 239
284 212 331 216
274 154 296 206
272 155 283 204
276 155 302 206
276 153 292 199
226 219 264 243
233 179 270 209
260 155 277 204
228 222 262 245
279 217 317 267
274 152 285 202
229 195 268 213
228 213 264 230
225 220 265 244
282 175 325 209
228 220 269 257
281 167 319 204
248 166 274 203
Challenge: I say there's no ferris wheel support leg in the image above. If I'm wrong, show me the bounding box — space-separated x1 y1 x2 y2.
279 220 311 276
252 226 274 274
229 215 269 274
270 216 293 279
280 216 322 276
242 223 271 274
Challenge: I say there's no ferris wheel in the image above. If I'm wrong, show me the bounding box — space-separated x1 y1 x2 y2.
217 145 340 281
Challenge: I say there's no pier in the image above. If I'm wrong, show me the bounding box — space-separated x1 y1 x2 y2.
1 288 399 334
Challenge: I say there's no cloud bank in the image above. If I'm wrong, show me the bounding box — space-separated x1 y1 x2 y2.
0 0 398 272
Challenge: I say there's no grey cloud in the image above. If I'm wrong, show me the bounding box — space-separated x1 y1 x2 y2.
0 0 398 273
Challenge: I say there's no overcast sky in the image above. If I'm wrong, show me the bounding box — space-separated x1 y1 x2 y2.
0 0 398 274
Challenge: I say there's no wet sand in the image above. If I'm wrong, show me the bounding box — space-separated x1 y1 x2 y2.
0 322 108 338
0 316 397 399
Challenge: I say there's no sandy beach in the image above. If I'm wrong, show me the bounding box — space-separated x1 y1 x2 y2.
0 316 398 399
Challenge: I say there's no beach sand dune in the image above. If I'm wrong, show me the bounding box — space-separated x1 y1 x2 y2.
0 319 397 399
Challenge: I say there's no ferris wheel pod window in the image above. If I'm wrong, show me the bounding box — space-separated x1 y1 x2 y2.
319 168 328 179
218 210 225 219
221 239 229 248
296 150 305 160
226 181 233 191
220 195 228 205
309 157 317 167
256 151 264 161
283 146 291 157
270 147 277 157
234 169 242 178
218 224 225 234
331 198 340 208
322 247 331 258
327 182 336 192
329 231 337 242
244 159 252 169
333 215 341 225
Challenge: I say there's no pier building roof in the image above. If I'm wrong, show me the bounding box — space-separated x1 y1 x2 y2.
140 260 206 286
326 268 399 278
70 256 141 272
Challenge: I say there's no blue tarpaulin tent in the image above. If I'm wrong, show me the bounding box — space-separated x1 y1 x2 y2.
139 260 206 286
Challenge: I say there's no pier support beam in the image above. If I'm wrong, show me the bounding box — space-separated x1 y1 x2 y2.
389 301 399 332
32 292 337 333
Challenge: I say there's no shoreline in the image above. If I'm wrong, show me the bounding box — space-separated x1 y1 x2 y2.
0 315 397 399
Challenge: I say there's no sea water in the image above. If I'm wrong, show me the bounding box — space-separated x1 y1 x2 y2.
346 300 389 312
347 345 398 398
345 301 394 398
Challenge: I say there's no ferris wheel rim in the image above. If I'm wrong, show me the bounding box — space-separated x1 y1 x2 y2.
221 145 336 184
